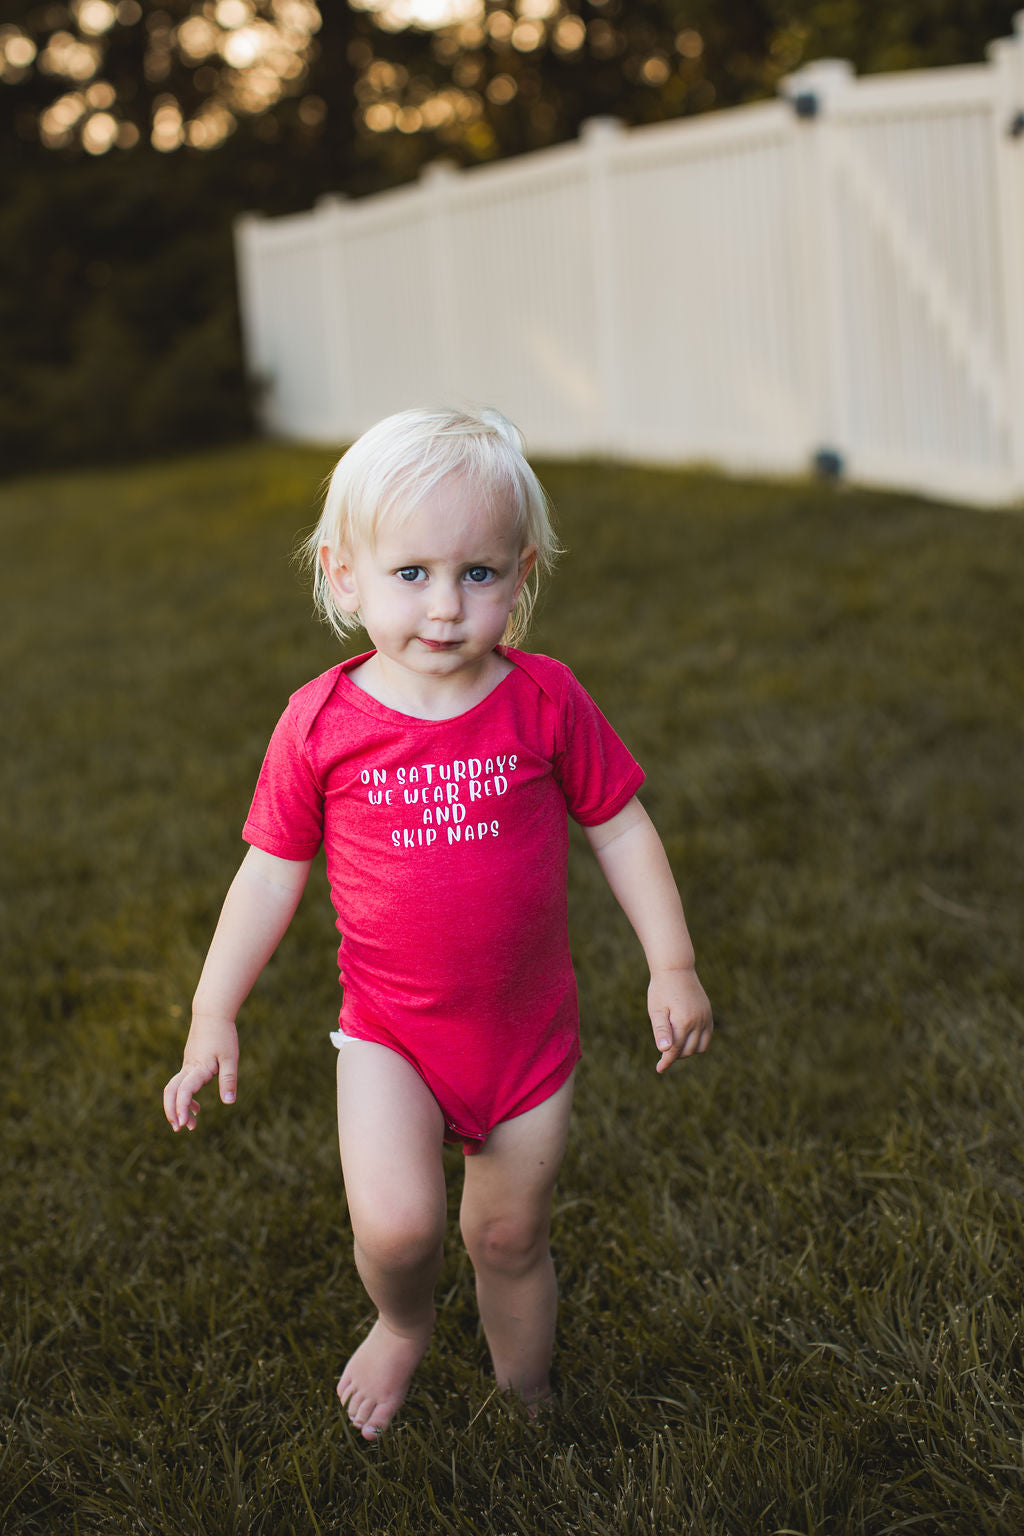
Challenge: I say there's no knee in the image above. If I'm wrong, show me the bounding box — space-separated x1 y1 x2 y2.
354 1205 444 1274
461 1211 549 1278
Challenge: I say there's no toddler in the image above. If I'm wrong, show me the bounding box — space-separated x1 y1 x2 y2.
163 407 712 1440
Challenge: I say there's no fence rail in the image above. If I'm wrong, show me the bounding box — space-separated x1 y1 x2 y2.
234 12 1024 507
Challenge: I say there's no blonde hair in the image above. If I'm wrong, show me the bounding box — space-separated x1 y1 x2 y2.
304 407 561 647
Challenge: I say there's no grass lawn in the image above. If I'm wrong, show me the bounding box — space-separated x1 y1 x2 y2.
1 442 1022 1535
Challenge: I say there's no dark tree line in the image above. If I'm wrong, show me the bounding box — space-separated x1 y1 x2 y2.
1 0 1019 472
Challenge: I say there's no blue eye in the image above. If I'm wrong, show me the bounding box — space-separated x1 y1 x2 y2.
465 567 493 584
396 567 423 583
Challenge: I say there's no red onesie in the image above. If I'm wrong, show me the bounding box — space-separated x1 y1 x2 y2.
242 648 645 1152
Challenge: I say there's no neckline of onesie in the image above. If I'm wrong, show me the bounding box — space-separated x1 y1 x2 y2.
332 647 522 727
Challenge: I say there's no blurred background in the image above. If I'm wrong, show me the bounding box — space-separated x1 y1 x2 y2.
1 0 1021 478
4 10 1024 1528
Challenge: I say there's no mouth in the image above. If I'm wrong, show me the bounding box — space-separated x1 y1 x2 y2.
418 638 461 651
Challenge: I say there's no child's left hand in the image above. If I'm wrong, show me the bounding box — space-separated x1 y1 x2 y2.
648 967 713 1072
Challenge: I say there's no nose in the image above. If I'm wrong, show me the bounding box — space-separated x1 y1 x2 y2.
427 577 463 623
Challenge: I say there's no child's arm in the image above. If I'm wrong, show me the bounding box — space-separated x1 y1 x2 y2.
163 846 314 1131
584 796 712 1073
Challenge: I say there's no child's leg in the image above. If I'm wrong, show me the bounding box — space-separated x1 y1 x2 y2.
459 1072 575 1404
335 1042 447 1439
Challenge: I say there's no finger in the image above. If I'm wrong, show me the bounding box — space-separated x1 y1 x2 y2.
655 1007 712 1070
178 1076 208 1127
655 1035 684 1072
690 1012 714 1055
677 1022 701 1058
218 1055 238 1106
650 1007 673 1056
676 1012 712 1058
163 1071 197 1130
171 1066 211 1131
163 1076 182 1128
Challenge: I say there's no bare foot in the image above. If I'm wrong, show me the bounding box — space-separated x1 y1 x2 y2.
337 1314 434 1440
503 1380 552 1421
524 1384 552 1420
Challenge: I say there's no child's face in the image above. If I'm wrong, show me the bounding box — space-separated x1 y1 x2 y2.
322 474 536 688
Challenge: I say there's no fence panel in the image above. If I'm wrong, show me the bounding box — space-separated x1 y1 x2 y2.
234 19 1024 505
336 189 441 430
792 62 1013 501
606 104 810 470
234 210 339 441
440 150 599 454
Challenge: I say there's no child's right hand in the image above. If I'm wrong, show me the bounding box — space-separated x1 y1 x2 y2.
163 1015 239 1132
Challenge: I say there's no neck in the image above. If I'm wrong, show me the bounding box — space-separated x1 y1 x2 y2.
348 650 512 719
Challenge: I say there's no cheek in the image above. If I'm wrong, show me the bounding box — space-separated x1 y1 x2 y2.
366 581 414 620
473 586 513 616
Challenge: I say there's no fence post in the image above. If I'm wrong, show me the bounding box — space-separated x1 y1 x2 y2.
315 194 353 442
779 59 855 478
988 11 1024 499
582 117 626 456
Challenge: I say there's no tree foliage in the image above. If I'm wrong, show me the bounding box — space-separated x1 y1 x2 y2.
1 0 1020 471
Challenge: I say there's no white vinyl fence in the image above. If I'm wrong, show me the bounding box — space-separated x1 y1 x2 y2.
234 13 1024 507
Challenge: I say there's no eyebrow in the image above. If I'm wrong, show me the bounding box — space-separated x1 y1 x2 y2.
388 551 512 567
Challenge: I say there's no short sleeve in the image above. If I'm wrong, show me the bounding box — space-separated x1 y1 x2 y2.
242 707 324 860
554 672 645 826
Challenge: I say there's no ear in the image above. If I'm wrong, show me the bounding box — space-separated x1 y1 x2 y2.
514 545 537 601
320 544 361 614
